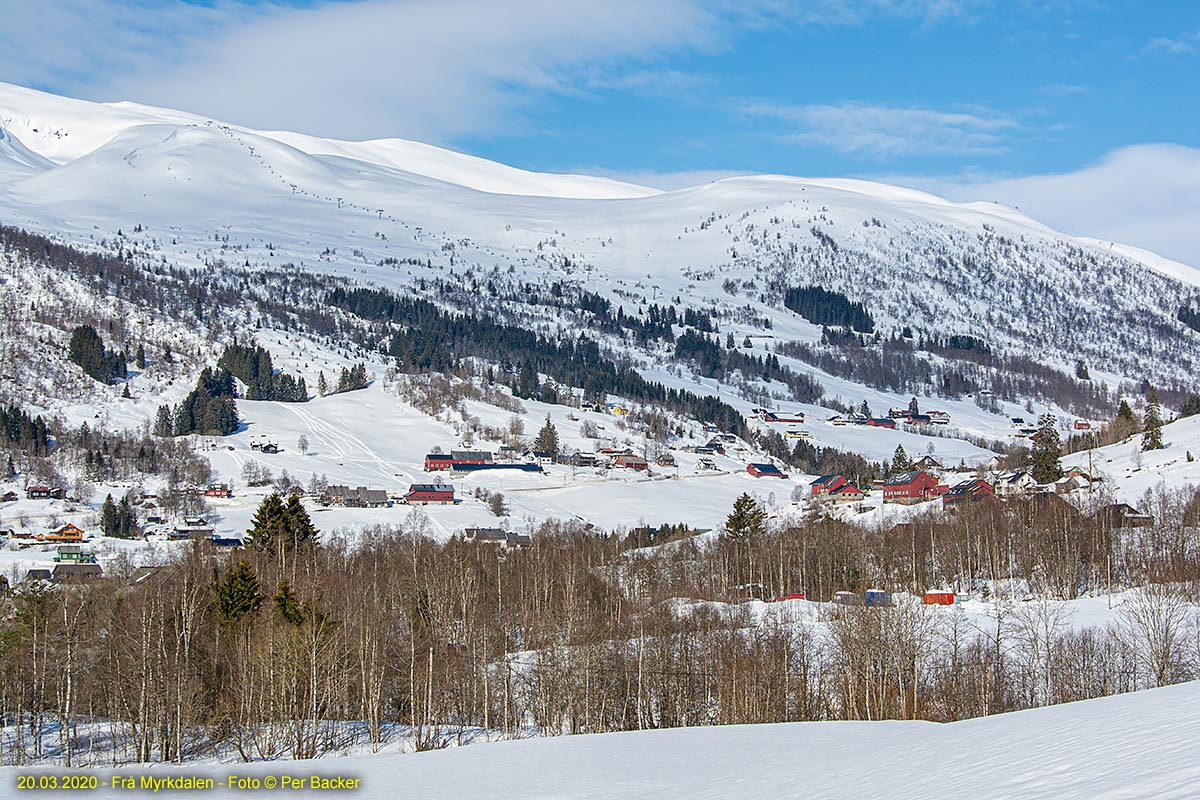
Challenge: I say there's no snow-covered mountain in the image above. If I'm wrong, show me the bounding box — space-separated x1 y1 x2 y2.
3 81 1200 515
2 81 1199 403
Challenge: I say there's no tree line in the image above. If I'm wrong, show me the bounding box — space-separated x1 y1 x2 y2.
2 485 1198 767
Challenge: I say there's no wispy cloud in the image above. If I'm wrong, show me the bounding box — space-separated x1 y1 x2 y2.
1141 31 1200 56
743 102 1018 158
0 0 998 144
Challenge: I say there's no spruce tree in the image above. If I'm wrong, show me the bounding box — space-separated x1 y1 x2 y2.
892 444 911 473
1143 388 1164 451
135 343 146 370
317 371 328 396
908 396 920 415
1030 413 1063 483
724 493 766 539
533 415 560 456
100 494 118 537
213 560 264 626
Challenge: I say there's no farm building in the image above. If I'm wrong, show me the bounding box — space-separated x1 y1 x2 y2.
905 414 934 426
614 454 649 471
747 463 788 478
942 479 996 508
53 563 103 583
25 568 52 583
866 418 897 429
927 411 951 424
1095 503 1153 528
827 483 865 503
205 482 233 498
2 490 18 503
26 485 66 500
464 528 532 548
449 463 543 476
882 471 945 504
566 451 599 468
923 590 956 605
657 453 676 467
405 484 455 505
424 453 453 471
453 450 494 464
783 429 812 440
762 411 805 424
811 474 848 496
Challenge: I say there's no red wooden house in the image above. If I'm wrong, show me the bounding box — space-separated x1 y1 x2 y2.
204 483 233 498
405 484 455 505
827 483 865 503
614 454 649 471
866 418 897 429
811 474 848 496
882 470 944 504
424 454 453 471
747 463 788 478
942 479 995 508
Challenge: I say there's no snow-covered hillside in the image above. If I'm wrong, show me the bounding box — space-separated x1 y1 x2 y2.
11 680 1198 799
2 80 1199 393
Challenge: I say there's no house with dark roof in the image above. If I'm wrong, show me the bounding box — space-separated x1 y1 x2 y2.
883 470 944 504
747 463 788 478
811 474 848 496
942 479 996 508
405 484 455 504
827 483 865 503
52 563 103 583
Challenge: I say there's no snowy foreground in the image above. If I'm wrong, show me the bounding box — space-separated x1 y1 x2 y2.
9 681 1199 799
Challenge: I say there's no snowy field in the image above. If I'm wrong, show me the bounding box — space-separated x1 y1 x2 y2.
6 680 1197 799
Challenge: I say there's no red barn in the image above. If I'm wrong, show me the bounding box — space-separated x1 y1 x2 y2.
424 454 453 471
747 462 788 478
882 470 943 503
811 474 848 496
923 590 956 605
204 483 232 498
866 418 897 429
614 454 649 470
405 484 454 505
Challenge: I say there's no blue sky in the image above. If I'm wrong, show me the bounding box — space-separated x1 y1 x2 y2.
1 1 1199 263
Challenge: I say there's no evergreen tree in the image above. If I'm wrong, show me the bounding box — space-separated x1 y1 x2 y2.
317 370 328 396
908 396 920 415
859 400 870 418
1030 413 1063 483
892 444 911 472
724 493 766 539
121 383 131 399
533 415 560 455
212 559 264 626
135 343 146 370
1143 387 1164 451
1075 360 1090 381
100 494 118 537
68 324 127 384
247 493 319 553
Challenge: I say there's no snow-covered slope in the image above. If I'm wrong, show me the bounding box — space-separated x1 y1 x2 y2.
2 80 1198 395
20 680 1198 799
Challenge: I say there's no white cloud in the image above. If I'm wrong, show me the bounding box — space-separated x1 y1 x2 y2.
1141 31 1200 57
744 101 1018 158
0 0 728 143
889 144 1200 268
0 0 1000 144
